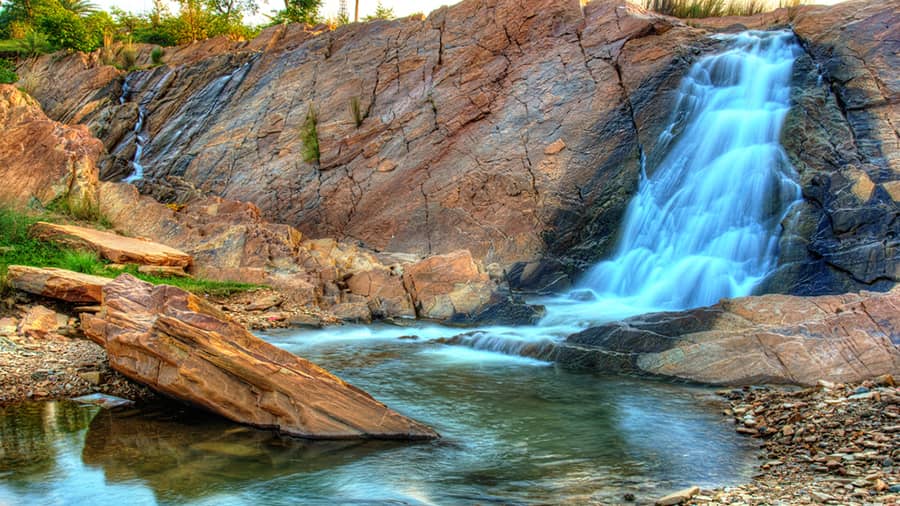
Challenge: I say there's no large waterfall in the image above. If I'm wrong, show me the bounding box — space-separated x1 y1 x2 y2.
577 30 802 315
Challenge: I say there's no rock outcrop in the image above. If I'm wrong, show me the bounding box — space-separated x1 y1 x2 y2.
6 265 110 303
81 274 438 439
765 0 900 295
0 85 101 210
555 287 900 385
17 0 896 295
16 0 707 289
30 221 192 268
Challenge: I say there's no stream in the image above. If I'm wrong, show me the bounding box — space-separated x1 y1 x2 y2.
0 330 758 505
0 30 804 505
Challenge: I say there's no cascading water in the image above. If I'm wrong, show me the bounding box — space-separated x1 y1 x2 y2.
119 70 175 184
442 30 805 357
572 30 802 317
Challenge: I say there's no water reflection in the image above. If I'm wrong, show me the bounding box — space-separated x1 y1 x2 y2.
82 404 409 502
0 336 758 505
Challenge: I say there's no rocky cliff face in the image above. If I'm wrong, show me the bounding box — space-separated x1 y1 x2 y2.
15 0 899 295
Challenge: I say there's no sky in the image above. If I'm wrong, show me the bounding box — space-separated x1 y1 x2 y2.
91 0 463 23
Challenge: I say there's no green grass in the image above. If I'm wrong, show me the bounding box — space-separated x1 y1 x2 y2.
301 105 320 164
0 207 258 298
0 40 23 53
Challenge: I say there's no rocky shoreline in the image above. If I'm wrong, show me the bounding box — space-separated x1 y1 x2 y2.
0 288 347 406
699 381 900 506
3 291 898 503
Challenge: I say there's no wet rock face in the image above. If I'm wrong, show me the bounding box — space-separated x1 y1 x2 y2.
81 274 439 440
557 287 900 385
770 0 900 295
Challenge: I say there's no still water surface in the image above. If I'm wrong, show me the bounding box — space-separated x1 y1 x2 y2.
0 327 757 505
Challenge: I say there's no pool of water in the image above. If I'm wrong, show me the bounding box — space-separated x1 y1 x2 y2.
0 326 758 505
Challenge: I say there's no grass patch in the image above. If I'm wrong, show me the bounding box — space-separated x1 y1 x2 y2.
0 207 258 297
301 105 320 164
0 39 23 53
46 196 112 229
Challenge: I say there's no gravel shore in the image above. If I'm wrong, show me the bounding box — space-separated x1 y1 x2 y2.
1 298 898 505
676 381 900 506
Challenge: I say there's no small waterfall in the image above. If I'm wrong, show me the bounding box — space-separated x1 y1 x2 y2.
119 70 175 184
439 30 804 360
579 30 802 313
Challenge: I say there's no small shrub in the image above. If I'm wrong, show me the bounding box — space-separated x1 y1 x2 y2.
59 250 103 275
119 43 138 70
17 31 51 58
641 0 770 18
46 195 111 228
301 105 320 164
150 46 165 65
349 96 363 128
0 59 17 84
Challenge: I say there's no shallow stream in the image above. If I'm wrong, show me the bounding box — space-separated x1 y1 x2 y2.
0 328 757 505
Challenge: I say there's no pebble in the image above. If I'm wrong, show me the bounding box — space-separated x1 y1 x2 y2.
709 381 900 505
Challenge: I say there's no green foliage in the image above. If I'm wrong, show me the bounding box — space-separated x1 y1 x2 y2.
45 195 111 228
150 45 164 64
0 206 258 297
38 8 98 52
641 0 770 17
17 29 51 56
58 249 102 274
118 41 137 69
349 96 363 128
0 58 17 83
301 104 319 164
272 0 322 25
363 2 394 21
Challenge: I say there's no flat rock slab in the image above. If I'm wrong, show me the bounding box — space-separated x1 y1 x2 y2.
559 287 900 385
81 274 438 440
30 222 192 268
7 265 111 303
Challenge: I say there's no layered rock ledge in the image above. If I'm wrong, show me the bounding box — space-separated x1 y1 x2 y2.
81 274 438 440
555 287 900 385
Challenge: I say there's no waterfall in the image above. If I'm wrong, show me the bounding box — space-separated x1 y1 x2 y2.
120 70 175 184
577 30 802 314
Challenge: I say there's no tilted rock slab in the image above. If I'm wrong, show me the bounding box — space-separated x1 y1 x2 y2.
0 85 101 210
6 265 111 303
30 222 192 268
81 274 438 440
556 287 900 386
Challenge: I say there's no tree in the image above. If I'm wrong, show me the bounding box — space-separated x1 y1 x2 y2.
56 0 96 16
363 1 393 21
206 0 256 23
275 0 321 24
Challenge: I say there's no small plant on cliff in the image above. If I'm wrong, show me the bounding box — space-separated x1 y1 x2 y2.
301 104 320 164
349 96 363 128
0 58 17 84
16 30 51 58
119 41 137 70
150 46 165 65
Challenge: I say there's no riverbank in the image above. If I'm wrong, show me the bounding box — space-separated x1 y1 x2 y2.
700 381 900 506
0 290 340 405
1 297 898 504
